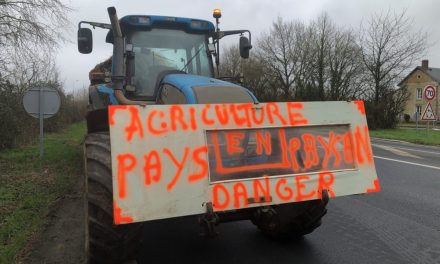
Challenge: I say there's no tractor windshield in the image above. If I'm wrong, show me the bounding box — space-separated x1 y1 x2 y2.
130 29 213 97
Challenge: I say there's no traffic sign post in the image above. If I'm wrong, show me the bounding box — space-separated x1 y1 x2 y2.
424 85 436 101
421 102 436 121
414 111 420 129
422 85 437 130
23 87 61 158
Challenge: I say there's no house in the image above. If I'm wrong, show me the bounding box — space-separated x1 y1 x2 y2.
399 60 439 121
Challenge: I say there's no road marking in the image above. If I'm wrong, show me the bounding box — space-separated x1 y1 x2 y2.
378 145 440 155
371 140 440 155
372 144 421 159
373 156 440 171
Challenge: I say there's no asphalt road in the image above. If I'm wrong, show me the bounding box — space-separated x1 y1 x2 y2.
137 138 440 264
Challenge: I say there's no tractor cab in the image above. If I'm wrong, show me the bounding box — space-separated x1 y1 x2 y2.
106 15 216 101
78 8 253 104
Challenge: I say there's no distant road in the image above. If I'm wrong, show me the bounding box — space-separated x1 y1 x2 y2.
137 139 440 264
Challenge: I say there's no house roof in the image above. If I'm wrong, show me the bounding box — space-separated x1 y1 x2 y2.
398 66 440 86
425 67 440 83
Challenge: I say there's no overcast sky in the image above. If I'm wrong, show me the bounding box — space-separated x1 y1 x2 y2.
58 0 440 92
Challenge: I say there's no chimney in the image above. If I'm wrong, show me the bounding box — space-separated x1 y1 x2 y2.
421 59 429 70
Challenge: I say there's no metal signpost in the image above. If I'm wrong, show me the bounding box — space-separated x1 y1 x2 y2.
414 111 420 129
23 87 61 158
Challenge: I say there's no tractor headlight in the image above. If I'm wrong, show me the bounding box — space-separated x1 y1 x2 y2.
191 20 209 29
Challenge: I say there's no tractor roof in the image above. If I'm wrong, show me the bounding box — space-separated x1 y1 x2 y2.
106 15 215 43
120 15 215 32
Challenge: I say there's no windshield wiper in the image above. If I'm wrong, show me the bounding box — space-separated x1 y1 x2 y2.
180 46 204 72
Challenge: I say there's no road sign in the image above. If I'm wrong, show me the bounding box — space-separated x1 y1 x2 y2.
22 87 61 158
23 87 60 119
424 85 436 101
421 102 437 121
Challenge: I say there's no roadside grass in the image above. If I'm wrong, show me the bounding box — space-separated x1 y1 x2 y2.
0 122 85 263
398 122 439 129
370 128 440 145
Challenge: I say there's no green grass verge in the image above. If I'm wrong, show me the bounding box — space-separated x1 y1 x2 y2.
370 128 440 145
0 122 86 263
398 122 439 129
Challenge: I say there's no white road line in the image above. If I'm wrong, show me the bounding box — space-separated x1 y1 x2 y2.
372 144 421 159
374 145 440 155
373 156 440 171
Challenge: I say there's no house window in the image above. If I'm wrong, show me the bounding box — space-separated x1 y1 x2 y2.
416 88 422 100
416 105 422 115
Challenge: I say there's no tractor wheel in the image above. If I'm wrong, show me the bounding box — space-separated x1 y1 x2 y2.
251 190 329 239
84 133 143 263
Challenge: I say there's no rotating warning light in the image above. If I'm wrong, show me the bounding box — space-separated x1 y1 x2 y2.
213 9 222 19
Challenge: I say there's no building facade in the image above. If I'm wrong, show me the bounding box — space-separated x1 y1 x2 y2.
399 60 439 121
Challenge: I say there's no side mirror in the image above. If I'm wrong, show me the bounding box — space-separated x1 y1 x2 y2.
78 28 93 54
239 36 252 59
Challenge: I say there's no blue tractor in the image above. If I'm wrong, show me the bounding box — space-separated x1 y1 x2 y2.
78 7 328 263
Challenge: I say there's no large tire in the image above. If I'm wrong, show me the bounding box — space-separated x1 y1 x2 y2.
251 191 329 239
84 133 143 263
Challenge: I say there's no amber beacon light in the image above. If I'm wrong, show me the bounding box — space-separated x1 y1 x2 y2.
213 8 222 19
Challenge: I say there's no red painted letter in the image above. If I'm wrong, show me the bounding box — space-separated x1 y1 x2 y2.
317 132 341 169
213 184 229 210
163 147 189 191
188 146 209 182
117 153 137 199
233 182 248 208
317 172 335 198
295 175 315 202
147 110 168 135
253 177 271 202
286 102 308 126
302 134 319 169
275 178 293 201
125 106 144 141
354 125 373 165
256 130 272 155
143 151 162 185
225 132 245 155
170 105 188 131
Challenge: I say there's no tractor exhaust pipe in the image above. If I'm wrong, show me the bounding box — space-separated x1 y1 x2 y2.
107 7 148 105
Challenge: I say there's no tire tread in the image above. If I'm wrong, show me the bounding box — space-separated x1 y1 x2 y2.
84 133 142 264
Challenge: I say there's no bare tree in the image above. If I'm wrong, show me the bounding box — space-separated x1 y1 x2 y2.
218 45 275 102
242 57 276 102
294 13 364 101
292 24 314 100
359 10 427 128
327 28 364 100
258 17 304 101
0 0 70 50
309 13 332 100
0 0 70 79
218 45 242 78
2 50 58 93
